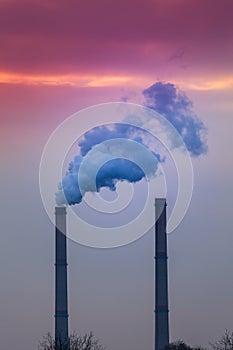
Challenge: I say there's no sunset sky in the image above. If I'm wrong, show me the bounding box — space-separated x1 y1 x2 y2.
1 1 233 350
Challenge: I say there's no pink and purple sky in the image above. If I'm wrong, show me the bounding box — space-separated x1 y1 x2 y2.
1 1 233 350
1 0 233 88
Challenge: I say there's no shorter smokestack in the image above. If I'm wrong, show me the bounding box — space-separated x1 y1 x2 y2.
55 207 69 347
155 198 169 350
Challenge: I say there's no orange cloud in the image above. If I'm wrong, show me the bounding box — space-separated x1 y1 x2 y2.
176 77 233 91
1 71 233 92
0 72 136 88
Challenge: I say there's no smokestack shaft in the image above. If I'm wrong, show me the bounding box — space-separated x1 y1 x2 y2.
55 207 69 347
155 198 169 350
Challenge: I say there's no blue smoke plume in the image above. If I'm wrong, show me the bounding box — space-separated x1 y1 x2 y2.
56 82 207 206
56 137 161 206
79 124 144 156
143 82 207 156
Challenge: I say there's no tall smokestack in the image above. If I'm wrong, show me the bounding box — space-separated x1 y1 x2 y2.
55 207 69 347
155 198 169 350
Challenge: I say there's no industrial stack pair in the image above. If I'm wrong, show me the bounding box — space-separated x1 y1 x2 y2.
54 199 169 350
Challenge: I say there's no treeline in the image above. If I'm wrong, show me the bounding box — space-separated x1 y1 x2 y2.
38 330 233 350
165 331 233 350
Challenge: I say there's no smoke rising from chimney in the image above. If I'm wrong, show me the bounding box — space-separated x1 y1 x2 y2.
56 136 161 206
56 82 207 206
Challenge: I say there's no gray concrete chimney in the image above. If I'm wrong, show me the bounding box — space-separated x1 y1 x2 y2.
155 198 169 350
55 207 69 347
